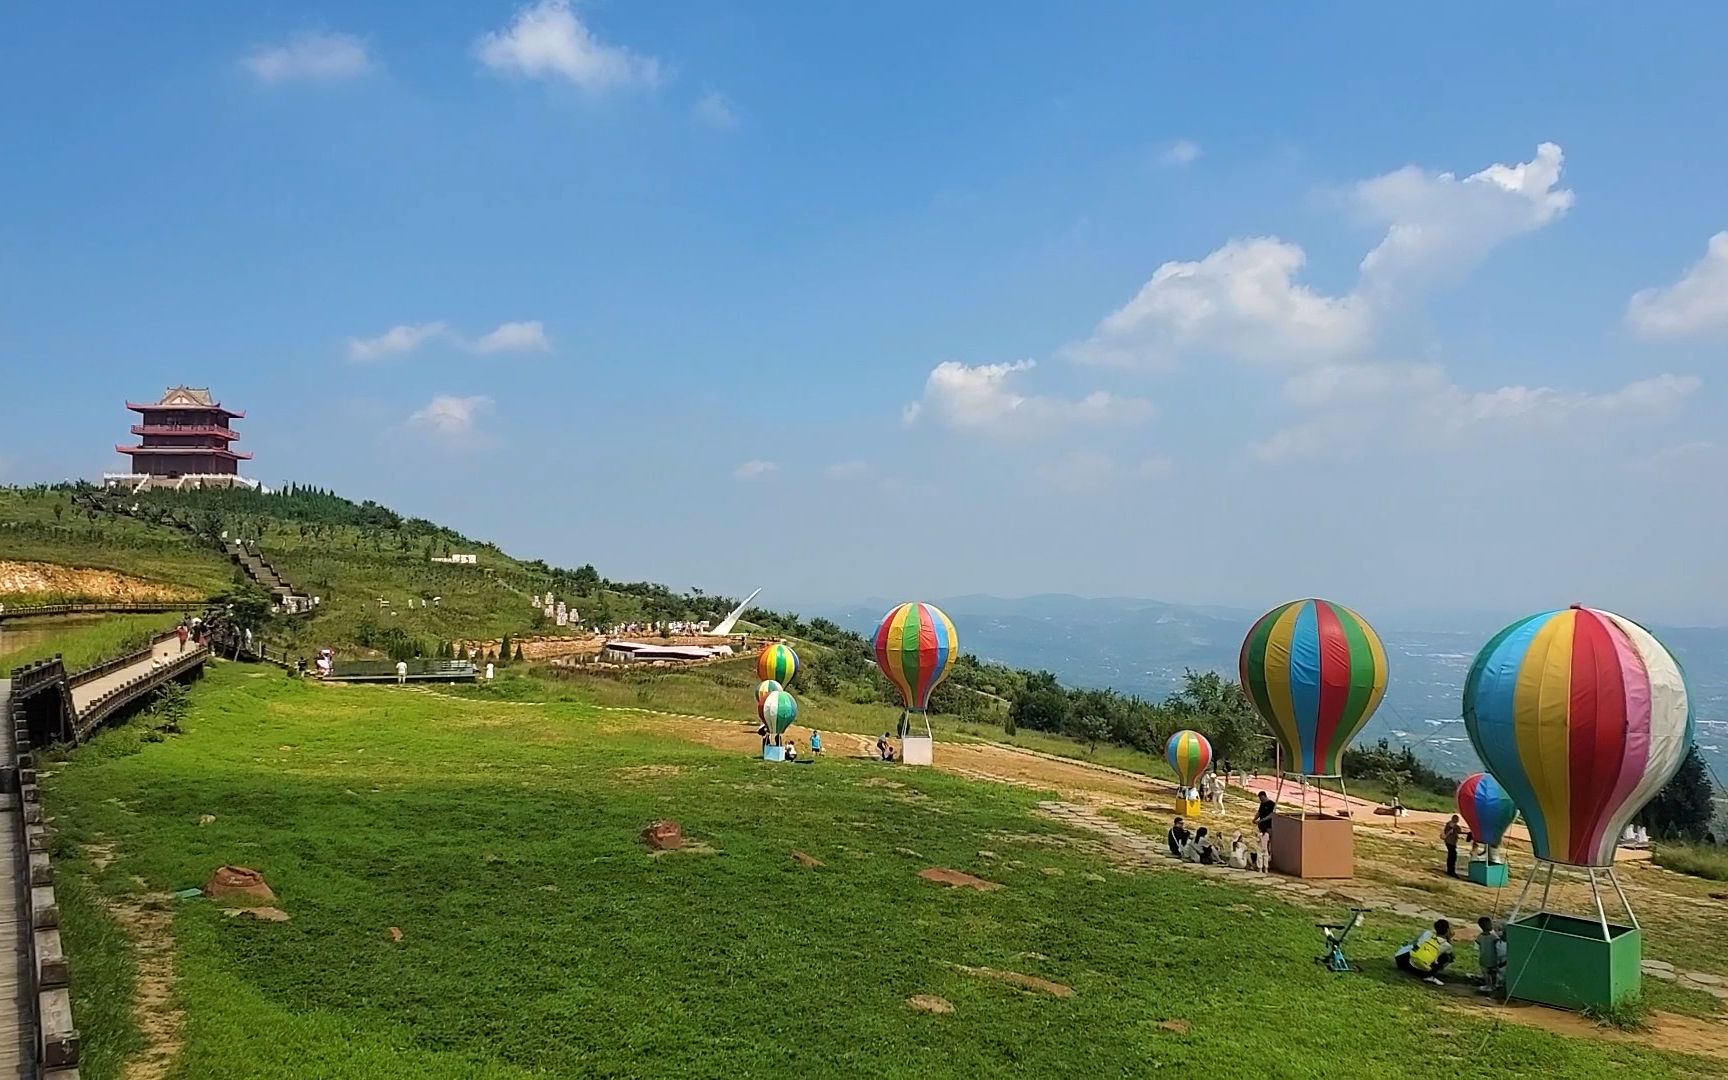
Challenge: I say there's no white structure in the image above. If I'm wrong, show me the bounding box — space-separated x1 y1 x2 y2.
704 587 762 636
432 553 478 565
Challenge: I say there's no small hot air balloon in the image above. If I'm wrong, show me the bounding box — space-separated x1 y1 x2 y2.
759 689 798 734
756 679 782 706
1456 772 1518 848
1166 729 1213 790
872 602 958 713
1463 606 1692 868
758 643 798 685
1239 599 1388 777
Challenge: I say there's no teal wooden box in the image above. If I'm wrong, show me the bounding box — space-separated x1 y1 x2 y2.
1505 913 1641 1011
1467 861 1509 887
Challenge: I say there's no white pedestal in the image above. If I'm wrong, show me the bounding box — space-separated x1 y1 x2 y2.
901 735 934 766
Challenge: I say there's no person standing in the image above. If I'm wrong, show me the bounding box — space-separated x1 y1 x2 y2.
1442 815 1463 877
395 659 408 685
176 623 189 653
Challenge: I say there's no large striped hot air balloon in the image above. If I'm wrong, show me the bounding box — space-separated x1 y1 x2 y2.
1462 606 1692 868
1240 599 1388 777
757 643 798 685
759 689 799 734
1166 729 1212 789
1456 772 1519 847
756 679 782 707
872 602 958 712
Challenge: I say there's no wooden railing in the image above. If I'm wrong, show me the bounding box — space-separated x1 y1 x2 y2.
8 684 80 1072
0 601 203 623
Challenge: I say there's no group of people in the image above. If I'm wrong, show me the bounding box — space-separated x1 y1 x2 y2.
758 724 823 762
1161 789 1279 872
1394 917 1507 993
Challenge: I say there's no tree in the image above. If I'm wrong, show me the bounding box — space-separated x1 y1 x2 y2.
1009 672 1071 734
1166 670 1265 767
513 644 525 663
1638 746 1715 840
1067 713 1111 756
497 633 512 666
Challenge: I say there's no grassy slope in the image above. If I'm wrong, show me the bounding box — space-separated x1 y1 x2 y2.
0 490 235 600
0 613 184 675
44 666 1720 1080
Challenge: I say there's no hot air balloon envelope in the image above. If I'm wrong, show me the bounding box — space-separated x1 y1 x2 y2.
1240 599 1388 777
1456 772 1518 847
873 602 958 712
1166 729 1213 788
756 679 782 706
759 689 799 734
1463 606 1692 868
758 643 798 685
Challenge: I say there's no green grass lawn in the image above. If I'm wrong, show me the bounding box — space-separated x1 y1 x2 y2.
42 664 1723 1079
1653 842 1728 882
1 613 184 675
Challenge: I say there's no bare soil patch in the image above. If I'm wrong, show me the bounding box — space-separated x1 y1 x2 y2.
950 964 1074 998
0 560 198 602
102 892 184 1080
919 868 1003 891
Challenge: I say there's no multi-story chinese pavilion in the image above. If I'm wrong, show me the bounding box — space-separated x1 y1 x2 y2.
109 386 257 490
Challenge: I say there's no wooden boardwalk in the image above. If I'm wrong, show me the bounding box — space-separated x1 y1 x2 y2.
68 637 187 716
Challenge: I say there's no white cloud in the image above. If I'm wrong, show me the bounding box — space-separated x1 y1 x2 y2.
733 460 778 480
694 90 739 130
825 461 869 480
1162 139 1202 166
243 31 372 84
1626 232 1728 338
348 322 450 362
903 359 1152 438
1065 238 1371 370
1136 455 1176 477
475 0 661 92
409 395 493 442
1353 142 1574 294
470 320 551 354
1065 145 1574 373
1254 364 1700 462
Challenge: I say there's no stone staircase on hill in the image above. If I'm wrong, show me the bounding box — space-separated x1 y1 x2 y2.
226 542 312 613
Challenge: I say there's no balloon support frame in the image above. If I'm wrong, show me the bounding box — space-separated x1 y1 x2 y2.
1503 860 1642 1012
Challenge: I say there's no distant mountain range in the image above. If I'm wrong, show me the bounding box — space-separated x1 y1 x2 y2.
818 594 1728 782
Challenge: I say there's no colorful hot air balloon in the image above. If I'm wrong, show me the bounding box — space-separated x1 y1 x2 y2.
757 643 798 685
872 602 958 712
756 679 782 706
759 689 798 734
1166 729 1212 789
1240 599 1388 777
1456 772 1519 847
1462 606 1693 868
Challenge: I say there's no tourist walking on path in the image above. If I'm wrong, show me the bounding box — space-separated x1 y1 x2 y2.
1442 815 1463 877
176 623 189 653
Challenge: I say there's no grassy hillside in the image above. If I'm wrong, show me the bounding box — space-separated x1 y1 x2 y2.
44 665 1723 1079
0 488 237 601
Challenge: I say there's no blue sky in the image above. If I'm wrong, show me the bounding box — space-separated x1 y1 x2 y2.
3 3 1726 624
